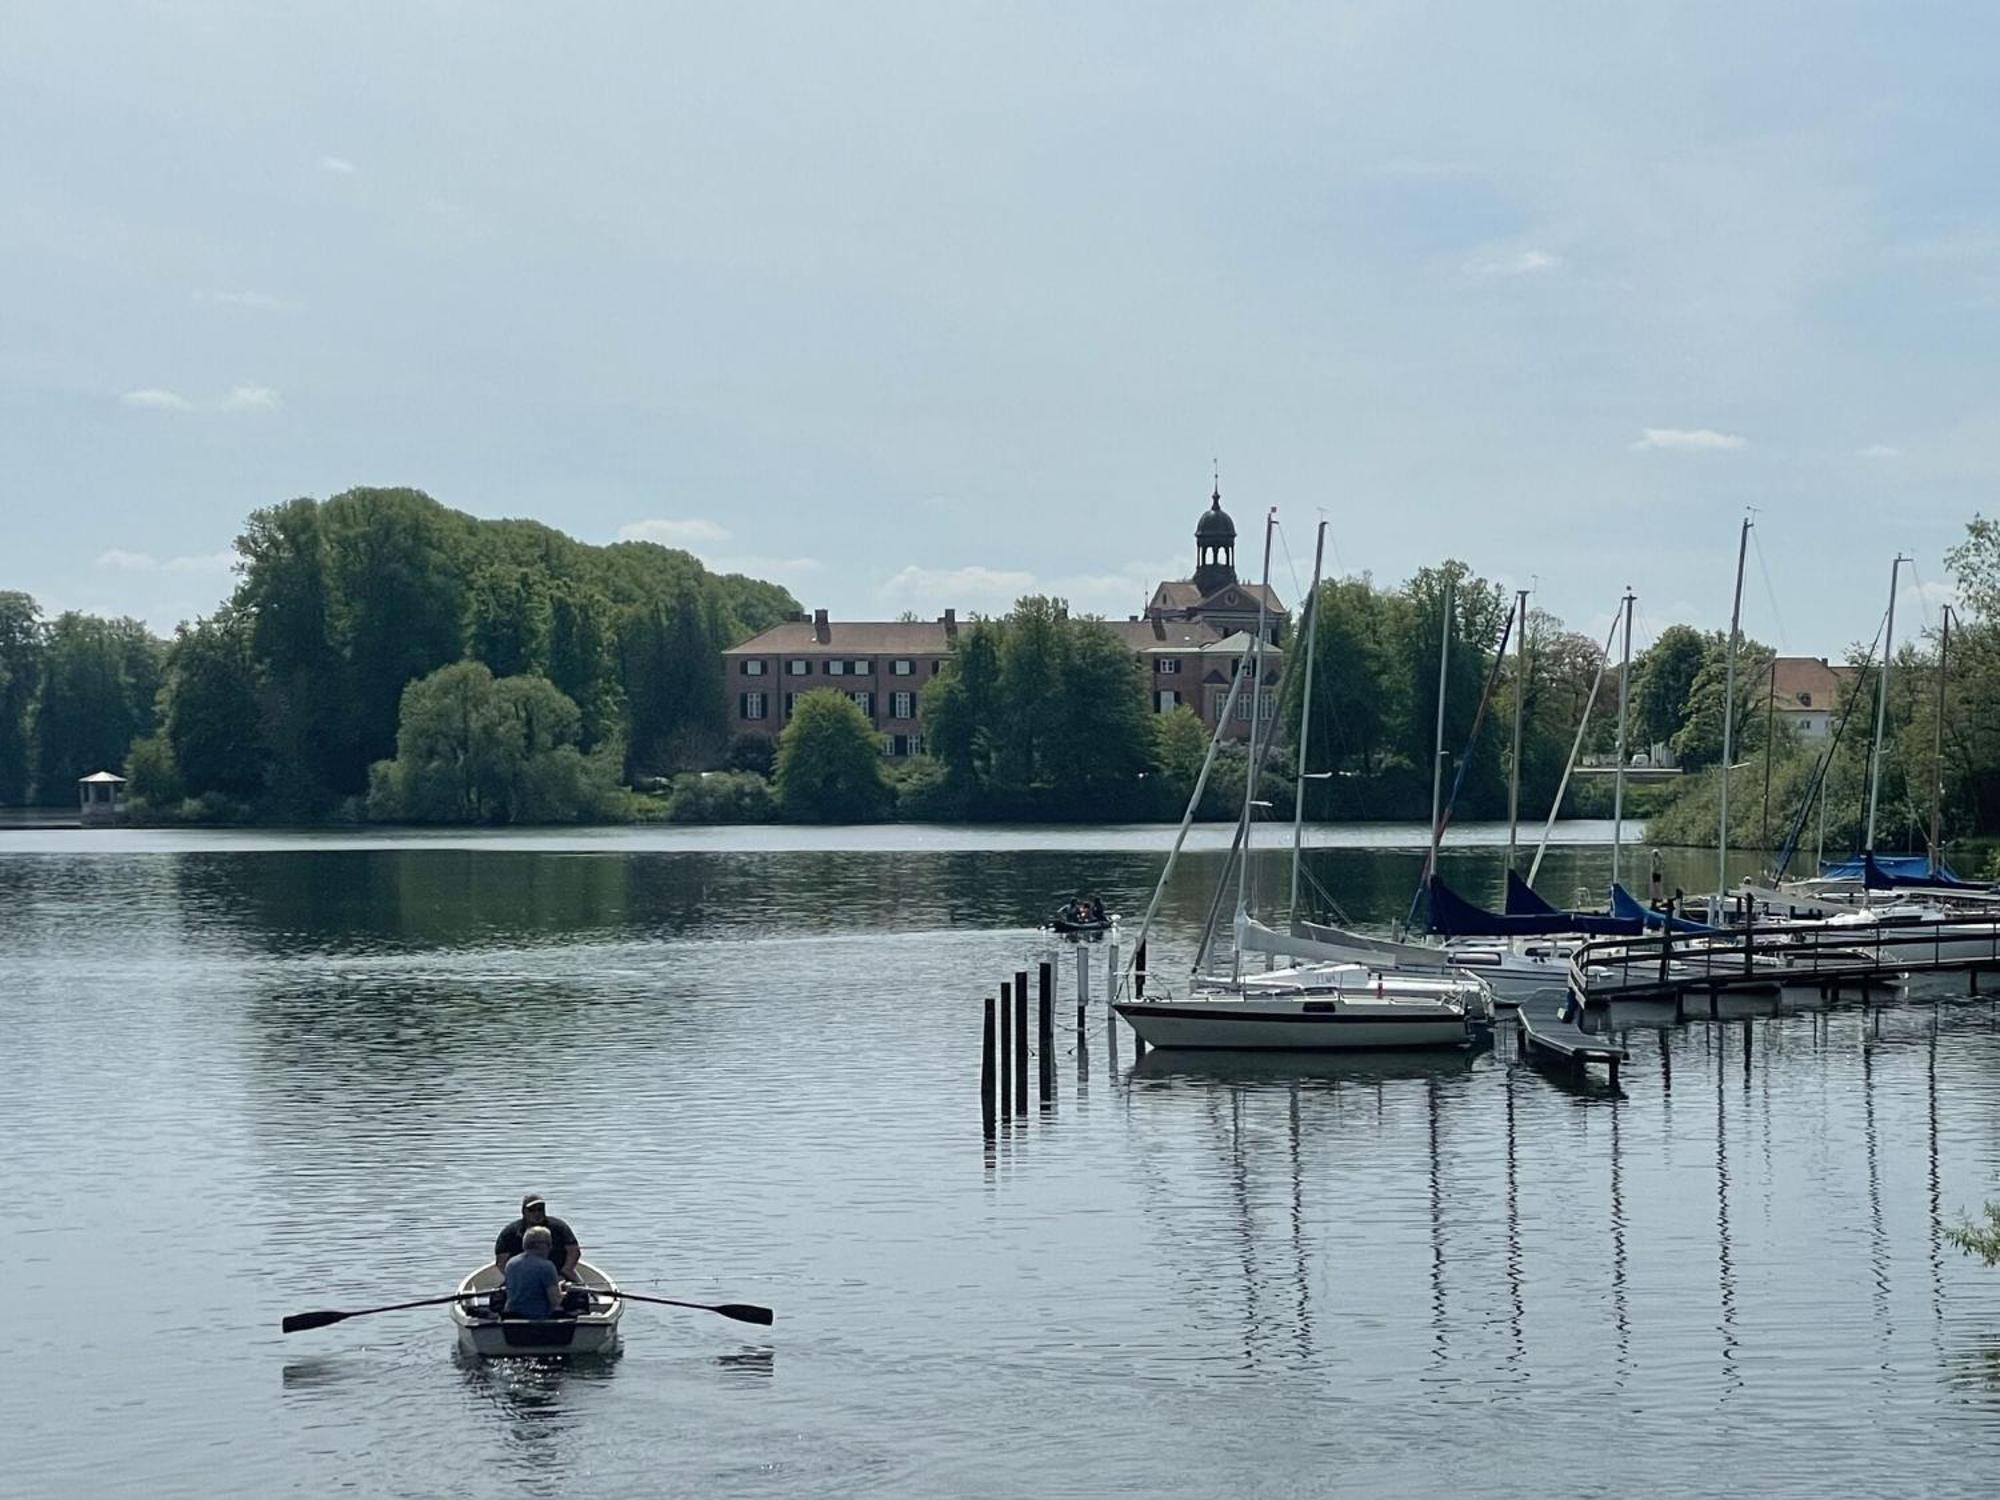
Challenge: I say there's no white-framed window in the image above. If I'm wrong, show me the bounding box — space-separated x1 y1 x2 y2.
908 732 923 758
850 691 873 716
1155 690 1179 713
741 691 767 721
882 735 896 756
1155 657 1181 674
826 659 847 676
883 732 925 758
892 659 914 676
892 691 915 720
787 659 811 676
850 659 871 675
783 692 797 717
742 659 767 676
1233 692 1278 722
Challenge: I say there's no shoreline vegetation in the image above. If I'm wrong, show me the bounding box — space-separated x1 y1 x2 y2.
1 487 1994 868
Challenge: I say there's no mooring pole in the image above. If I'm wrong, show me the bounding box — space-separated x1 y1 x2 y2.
998 982 1013 1120
1076 943 1090 1030
981 996 997 1137
1013 972 1029 1115
1037 977 1054 1107
1136 939 1148 998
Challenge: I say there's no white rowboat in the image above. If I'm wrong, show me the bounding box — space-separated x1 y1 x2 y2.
450 1260 623 1357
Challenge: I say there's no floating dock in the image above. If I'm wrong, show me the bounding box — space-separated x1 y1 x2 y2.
1515 1004 1625 1087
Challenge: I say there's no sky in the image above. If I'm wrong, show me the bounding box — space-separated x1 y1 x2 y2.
3 2 1994 659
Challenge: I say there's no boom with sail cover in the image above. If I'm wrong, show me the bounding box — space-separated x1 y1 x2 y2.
1425 874 1641 938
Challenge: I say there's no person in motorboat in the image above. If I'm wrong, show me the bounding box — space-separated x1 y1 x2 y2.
495 1193 582 1281
1087 895 1106 923
500 1225 572 1320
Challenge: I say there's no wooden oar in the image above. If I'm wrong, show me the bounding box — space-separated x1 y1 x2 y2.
282 1290 483 1334
607 1290 774 1325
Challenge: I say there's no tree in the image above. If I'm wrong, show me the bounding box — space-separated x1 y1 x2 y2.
774 689 892 821
1632 625 1711 751
1394 562 1506 810
1047 619 1152 813
31 613 163 801
1283 575 1394 787
465 563 553 679
164 609 265 800
0 591 42 804
993 596 1066 788
366 662 616 823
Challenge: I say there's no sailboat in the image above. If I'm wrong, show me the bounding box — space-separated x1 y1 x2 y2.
1113 510 1494 1052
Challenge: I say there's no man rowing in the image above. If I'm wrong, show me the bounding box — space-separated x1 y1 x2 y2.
501 1225 571 1320
494 1193 582 1280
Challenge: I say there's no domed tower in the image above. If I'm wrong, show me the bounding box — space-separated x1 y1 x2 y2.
1192 482 1237 595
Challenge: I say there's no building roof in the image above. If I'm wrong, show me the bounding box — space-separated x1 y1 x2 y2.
1147 579 1289 616
1766 656 1859 712
725 619 958 655
1100 618 1228 652
77 770 127 784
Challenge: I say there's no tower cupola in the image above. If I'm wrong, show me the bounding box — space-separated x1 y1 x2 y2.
1192 482 1237 595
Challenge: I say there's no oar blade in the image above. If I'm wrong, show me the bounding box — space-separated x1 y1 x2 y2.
282 1309 347 1334
715 1303 774 1326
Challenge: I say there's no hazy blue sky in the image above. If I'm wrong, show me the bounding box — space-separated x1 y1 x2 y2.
3 2 1992 655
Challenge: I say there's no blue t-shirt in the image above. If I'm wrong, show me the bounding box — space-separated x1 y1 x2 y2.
503 1253 563 1318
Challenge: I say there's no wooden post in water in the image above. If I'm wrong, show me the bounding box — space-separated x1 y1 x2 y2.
1136 939 1149 998
998 982 1012 1120
1076 942 1090 1031
981 995 997 1137
1037 963 1054 1106
1013 972 1029 1115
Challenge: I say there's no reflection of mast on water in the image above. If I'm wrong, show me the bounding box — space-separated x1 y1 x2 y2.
1502 1064 1525 1378
1286 1085 1313 1362
1715 1029 1741 1400
1927 1018 1944 1337
1861 1025 1893 1342
1609 1089 1630 1389
1427 1076 1448 1375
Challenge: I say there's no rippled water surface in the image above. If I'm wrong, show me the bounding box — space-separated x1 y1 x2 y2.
5 825 2000 1497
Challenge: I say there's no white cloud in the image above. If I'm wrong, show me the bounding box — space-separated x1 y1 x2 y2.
1464 247 1565 278
94 548 236 576
164 550 236 575
221 385 280 411
120 388 192 411
1630 427 1749 452
1857 443 1900 459
95 548 159 572
617 518 731 545
319 155 357 175
711 554 821 580
877 564 1038 612
198 290 286 310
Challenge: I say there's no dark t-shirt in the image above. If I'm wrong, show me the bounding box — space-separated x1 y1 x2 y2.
503 1252 563 1318
495 1214 578 1267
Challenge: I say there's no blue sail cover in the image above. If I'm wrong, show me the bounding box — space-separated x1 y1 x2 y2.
1816 852 1979 890
1426 875 1641 938
1609 882 1718 934
1503 869 1560 917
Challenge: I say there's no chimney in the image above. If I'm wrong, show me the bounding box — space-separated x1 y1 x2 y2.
942 608 957 638
793 609 807 623
812 608 830 643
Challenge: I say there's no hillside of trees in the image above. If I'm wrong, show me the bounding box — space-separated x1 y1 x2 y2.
0 486 798 818
5 493 1993 846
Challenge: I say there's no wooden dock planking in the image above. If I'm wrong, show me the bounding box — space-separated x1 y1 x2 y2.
1516 1005 1626 1088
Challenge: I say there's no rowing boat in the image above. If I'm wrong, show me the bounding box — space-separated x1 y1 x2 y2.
449 1260 624 1357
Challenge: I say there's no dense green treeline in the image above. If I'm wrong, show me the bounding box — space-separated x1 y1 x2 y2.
0 487 797 817
1648 519 2000 865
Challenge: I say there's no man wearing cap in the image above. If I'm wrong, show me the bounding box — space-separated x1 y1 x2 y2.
494 1194 582 1281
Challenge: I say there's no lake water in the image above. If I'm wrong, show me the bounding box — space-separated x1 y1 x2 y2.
5 822 1999 1497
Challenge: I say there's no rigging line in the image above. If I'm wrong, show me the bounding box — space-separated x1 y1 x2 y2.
1748 524 1789 656
1274 519 1307 620
1906 558 1938 637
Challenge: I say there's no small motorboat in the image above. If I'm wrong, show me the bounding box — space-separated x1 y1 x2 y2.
450 1260 624 1357
1048 902 1113 936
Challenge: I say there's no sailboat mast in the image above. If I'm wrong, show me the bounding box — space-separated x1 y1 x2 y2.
1232 508 1277 982
1426 579 1453 885
1506 588 1528 868
1929 604 1951 874
1612 590 1634 889
1865 554 1907 852
1288 521 1328 927
1716 515 1751 904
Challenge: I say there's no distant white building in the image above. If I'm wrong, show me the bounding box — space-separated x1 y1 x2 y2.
1767 657 1859 740
77 770 126 825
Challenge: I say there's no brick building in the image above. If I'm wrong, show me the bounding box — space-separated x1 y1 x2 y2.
722 486 1288 757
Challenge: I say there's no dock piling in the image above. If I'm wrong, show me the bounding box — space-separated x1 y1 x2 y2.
1037 967 1054 1107
981 995 996 1136
1013 971 1029 1115
998 982 1013 1120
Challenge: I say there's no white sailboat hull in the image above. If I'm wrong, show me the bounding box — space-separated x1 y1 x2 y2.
1115 965 1488 1052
